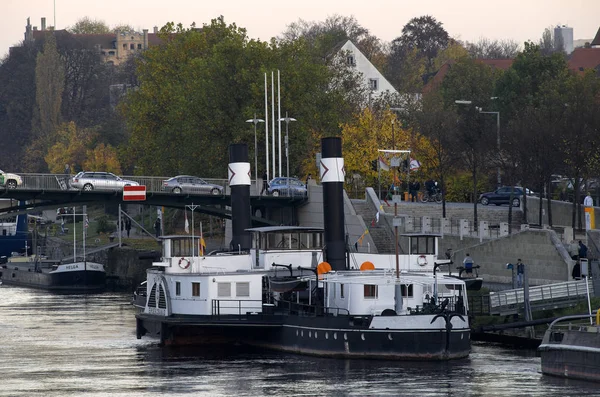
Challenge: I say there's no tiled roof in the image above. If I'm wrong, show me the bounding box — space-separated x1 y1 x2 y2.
592 27 600 47
568 47 600 73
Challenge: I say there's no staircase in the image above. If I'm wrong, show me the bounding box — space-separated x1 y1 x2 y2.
351 199 396 254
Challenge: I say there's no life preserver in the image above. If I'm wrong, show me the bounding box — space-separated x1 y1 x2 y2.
417 255 428 266
178 257 190 269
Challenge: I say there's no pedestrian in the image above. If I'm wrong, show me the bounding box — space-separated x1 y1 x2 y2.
584 192 593 207
305 173 312 188
154 218 161 238
261 171 268 196
60 218 65 235
125 217 132 238
516 259 524 288
463 253 474 278
578 240 588 259
63 164 71 189
572 260 581 280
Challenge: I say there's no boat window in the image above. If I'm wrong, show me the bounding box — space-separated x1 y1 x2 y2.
217 282 231 297
410 236 436 255
175 281 181 296
236 282 250 297
260 230 324 250
192 282 200 297
158 285 167 308
401 284 414 298
171 238 199 257
364 285 378 299
340 284 344 299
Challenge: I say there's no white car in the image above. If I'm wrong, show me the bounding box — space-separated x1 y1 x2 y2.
0 170 23 189
70 172 139 191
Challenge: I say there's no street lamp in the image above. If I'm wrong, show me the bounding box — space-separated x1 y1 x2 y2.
278 112 296 194
455 100 501 187
246 114 265 191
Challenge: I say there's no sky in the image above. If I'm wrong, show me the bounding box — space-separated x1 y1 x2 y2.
2 0 599 58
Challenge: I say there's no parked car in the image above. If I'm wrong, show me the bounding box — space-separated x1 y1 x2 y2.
267 177 307 197
0 169 23 189
70 172 139 191
479 186 525 207
162 175 223 195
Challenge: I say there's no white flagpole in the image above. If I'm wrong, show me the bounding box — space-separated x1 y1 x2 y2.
271 71 275 178
73 206 76 261
264 73 269 180
278 69 282 177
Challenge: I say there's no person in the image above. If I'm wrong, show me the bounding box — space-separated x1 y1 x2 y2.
463 253 474 277
261 171 268 196
154 218 161 238
63 164 71 188
305 173 312 188
445 248 453 260
125 217 132 238
584 192 593 207
516 259 524 288
425 179 436 196
578 240 588 259
60 218 66 235
572 260 581 280
409 181 420 202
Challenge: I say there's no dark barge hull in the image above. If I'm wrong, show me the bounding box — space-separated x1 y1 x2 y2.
136 313 470 360
539 329 600 382
0 268 106 293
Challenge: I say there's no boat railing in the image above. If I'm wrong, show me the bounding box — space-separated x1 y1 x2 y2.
275 299 350 317
210 299 265 318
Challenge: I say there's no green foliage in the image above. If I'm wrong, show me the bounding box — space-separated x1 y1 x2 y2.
68 17 110 34
444 172 488 202
95 215 117 234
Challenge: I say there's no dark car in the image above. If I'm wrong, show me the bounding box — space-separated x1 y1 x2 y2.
479 186 525 207
267 177 307 197
162 175 223 195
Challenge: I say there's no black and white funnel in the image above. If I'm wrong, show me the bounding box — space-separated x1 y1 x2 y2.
228 143 252 251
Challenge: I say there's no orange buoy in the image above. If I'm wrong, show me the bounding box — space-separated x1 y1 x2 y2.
360 261 375 271
317 262 332 275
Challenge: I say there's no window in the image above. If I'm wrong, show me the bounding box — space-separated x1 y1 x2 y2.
176 281 181 296
130 43 135 50
401 284 413 298
369 78 379 91
122 44 127 50
410 236 436 255
218 282 231 297
346 55 355 66
137 44 142 50
236 282 250 297
340 284 345 298
192 282 200 296
108 51 115 56
364 284 378 299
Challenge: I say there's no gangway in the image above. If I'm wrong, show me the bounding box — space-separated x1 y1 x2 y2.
468 279 594 316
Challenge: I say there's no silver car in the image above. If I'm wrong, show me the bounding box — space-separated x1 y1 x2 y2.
162 175 223 195
70 172 139 191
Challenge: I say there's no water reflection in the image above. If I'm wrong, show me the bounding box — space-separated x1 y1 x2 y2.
1 285 599 396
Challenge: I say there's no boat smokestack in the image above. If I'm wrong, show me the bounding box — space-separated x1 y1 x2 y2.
229 143 252 251
320 137 346 271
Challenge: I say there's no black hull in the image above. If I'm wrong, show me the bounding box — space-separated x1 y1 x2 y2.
136 313 470 361
0 268 106 293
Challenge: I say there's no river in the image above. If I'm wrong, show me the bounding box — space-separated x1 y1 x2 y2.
0 286 598 396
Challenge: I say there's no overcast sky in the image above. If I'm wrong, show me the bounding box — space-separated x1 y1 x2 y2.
2 0 598 58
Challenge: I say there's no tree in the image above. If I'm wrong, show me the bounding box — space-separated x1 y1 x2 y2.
45 121 96 172
392 16 450 76
68 17 110 34
464 38 520 59
26 34 65 172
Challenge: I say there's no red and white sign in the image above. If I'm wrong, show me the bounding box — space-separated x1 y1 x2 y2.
123 185 146 201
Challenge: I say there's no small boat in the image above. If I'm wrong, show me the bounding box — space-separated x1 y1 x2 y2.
538 312 600 382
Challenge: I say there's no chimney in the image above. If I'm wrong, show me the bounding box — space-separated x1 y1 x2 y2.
228 144 252 251
153 26 158 34
41 17 46 31
143 29 149 49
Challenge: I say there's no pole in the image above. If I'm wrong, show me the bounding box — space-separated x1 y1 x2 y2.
254 115 258 191
271 71 275 178
278 70 282 177
285 112 290 185
73 206 76 261
264 73 269 181
118 203 122 247
496 112 501 187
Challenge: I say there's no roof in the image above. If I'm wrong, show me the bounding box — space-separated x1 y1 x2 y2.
592 27 600 47
568 47 600 73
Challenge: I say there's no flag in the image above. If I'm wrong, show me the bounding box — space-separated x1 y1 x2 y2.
410 158 421 171
376 212 380 224
184 211 190 234
378 156 390 172
200 222 206 256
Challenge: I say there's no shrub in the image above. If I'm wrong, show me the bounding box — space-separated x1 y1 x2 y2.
96 215 117 234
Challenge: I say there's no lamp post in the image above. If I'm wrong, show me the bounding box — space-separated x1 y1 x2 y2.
278 112 296 194
455 100 501 187
246 114 265 191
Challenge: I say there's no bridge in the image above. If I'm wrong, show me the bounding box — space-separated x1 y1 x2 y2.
0 173 307 226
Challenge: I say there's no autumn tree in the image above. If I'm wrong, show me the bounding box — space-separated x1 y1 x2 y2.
45 121 96 172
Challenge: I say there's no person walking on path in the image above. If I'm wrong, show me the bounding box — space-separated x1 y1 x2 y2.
578 240 588 259
63 164 71 189
463 253 474 277
261 171 268 196
125 217 132 238
516 259 525 288
584 192 593 207
305 173 312 188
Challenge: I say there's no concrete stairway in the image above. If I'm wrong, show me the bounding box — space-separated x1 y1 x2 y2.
351 199 396 254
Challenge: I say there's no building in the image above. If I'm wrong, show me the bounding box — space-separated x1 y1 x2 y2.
554 25 574 55
20 17 161 65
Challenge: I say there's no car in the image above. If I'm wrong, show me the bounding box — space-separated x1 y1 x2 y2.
70 171 139 191
479 186 525 207
0 169 23 189
267 177 307 197
162 175 223 195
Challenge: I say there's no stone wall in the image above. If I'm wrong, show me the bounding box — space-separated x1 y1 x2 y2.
87 247 159 290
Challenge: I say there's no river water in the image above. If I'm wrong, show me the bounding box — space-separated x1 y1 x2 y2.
1 286 598 397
